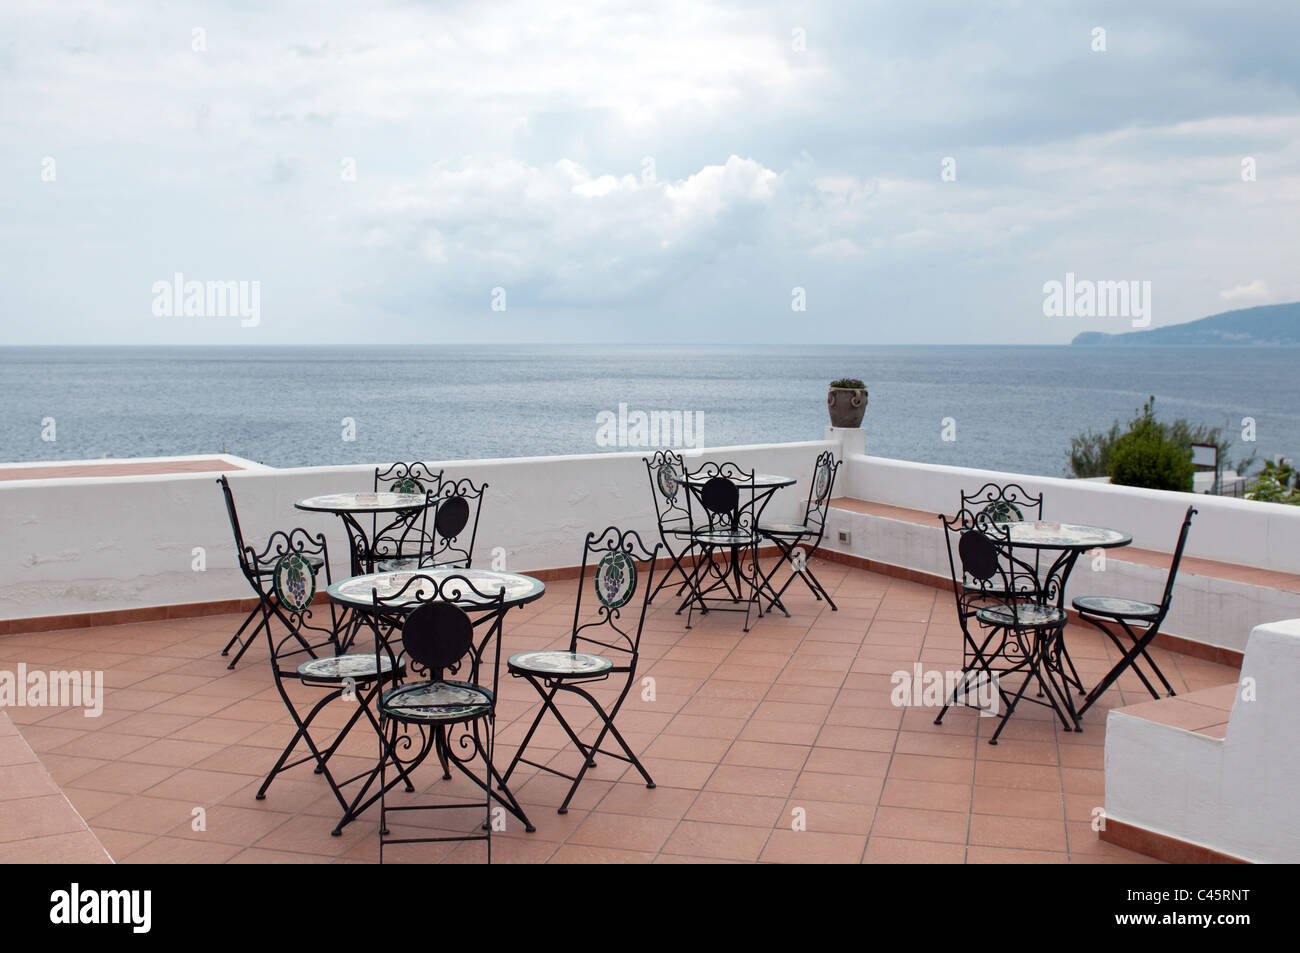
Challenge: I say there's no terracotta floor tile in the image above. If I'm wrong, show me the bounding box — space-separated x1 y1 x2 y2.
661 820 771 861
863 836 967 864
760 829 867 864
566 811 678 853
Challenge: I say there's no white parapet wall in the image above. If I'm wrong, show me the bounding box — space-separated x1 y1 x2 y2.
838 451 1300 575
1103 619 1300 863
0 441 831 622
823 448 1300 654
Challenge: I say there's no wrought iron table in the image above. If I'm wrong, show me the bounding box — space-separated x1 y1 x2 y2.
295 491 434 575
989 520 1132 728
325 567 546 833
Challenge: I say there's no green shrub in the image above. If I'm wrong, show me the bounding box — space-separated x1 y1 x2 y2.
1107 397 1194 492
1245 459 1300 505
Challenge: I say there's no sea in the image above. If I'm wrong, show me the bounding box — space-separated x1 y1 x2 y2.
2 345 1297 477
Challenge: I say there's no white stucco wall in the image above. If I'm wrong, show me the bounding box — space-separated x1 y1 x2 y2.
1104 619 1300 863
839 452 1300 574
0 441 831 621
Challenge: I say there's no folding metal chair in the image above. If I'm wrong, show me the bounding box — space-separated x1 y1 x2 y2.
246 529 410 836
370 573 521 863
372 461 444 572
501 527 662 814
216 474 322 669
642 450 696 606
1074 505 1197 716
759 450 841 613
935 511 1074 743
679 462 764 632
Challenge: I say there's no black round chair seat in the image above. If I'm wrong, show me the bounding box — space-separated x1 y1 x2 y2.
976 602 1067 629
297 653 399 682
508 650 613 679
380 679 493 723
1072 595 1160 619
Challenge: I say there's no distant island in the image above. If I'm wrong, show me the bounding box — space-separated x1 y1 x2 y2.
1071 301 1300 346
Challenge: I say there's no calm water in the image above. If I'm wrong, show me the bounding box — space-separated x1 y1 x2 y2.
1 346 1296 476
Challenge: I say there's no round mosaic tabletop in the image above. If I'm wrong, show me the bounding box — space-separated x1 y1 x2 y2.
295 491 431 514
327 567 546 610
991 521 1132 550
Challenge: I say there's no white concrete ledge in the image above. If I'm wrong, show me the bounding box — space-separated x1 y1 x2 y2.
1103 619 1300 864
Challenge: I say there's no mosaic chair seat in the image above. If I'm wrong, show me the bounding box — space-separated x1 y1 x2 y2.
370 573 526 863
757 450 842 614
217 474 325 669
1072 505 1197 717
502 527 662 815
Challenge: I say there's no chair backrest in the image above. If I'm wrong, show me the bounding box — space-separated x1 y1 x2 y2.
685 460 757 532
961 482 1044 528
372 573 508 696
244 528 336 674
374 461 444 496
643 450 689 530
1158 505 1197 614
426 477 487 568
802 451 841 534
372 463 445 564
216 475 255 579
570 527 662 667
940 509 1023 612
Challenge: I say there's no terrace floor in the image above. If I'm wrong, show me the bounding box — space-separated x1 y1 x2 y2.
0 560 1238 864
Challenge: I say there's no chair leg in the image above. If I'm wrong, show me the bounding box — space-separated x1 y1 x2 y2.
221 604 260 656
224 606 270 669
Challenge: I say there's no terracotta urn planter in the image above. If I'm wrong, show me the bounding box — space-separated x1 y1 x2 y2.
827 379 867 428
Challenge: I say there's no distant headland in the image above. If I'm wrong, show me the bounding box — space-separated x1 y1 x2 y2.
1071 301 1300 346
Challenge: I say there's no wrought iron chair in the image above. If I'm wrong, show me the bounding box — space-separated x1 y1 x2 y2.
247 529 410 836
758 450 842 613
642 450 696 606
1073 505 1197 716
501 527 662 814
680 461 764 631
216 474 323 669
372 461 444 573
935 511 1074 744
370 573 522 863
955 481 1086 694
420 477 487 569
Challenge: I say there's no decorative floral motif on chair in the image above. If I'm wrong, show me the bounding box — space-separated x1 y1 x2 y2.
273 552 316 611
982 500 1024 524
814 461 832 501
390 477 423 495
594 550 636 609
656 463 680 500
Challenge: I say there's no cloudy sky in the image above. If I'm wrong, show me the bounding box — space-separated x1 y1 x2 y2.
2 0 1298 345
